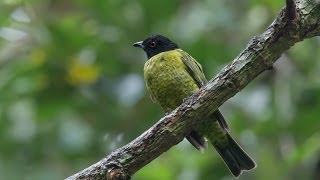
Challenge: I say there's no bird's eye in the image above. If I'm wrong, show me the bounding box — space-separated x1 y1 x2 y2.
149 41 156 47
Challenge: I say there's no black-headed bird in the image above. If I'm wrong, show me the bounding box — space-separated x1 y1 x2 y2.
133 34 256 177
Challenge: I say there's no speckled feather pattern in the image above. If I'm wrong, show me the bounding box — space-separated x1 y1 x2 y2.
144 49 198 111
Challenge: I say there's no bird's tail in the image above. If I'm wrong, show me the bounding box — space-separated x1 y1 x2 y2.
186 130 207 153
213 133 256 177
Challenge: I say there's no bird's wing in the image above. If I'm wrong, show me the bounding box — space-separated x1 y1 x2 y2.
213 109 229 131
179 49 229 131
179 49 207 87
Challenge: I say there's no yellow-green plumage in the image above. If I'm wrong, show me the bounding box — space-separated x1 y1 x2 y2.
144 49 228 145
144 49 199 112
134 35 256 177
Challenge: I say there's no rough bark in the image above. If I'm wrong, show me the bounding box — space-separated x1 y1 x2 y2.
66 1 320 179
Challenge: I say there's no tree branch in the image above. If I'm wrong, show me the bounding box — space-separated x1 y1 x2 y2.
66 1 320 179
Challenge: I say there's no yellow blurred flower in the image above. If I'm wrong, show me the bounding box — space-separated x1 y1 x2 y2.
66 58 100 86
29 49 46 66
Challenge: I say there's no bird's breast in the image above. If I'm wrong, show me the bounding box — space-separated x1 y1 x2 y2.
144 52 199 112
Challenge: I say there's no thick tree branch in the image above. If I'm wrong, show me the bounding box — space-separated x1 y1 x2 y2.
66 1 320 179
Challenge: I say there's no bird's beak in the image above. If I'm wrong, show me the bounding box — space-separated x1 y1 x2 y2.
133 41 144 48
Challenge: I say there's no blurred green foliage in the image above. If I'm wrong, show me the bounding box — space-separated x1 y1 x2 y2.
0 0 319 180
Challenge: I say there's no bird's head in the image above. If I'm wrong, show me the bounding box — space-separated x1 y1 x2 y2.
133 34 179 59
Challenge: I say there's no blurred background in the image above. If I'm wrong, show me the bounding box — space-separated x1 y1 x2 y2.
0 0 320 180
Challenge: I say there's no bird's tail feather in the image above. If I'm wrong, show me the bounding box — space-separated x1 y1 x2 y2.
213 133 256 177
186 130 207 153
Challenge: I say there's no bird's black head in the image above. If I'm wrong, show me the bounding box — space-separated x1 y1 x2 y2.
133 34 179 59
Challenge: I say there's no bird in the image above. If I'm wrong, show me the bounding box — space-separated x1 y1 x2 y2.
133 34 256 177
